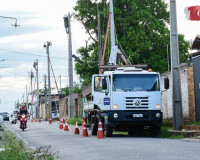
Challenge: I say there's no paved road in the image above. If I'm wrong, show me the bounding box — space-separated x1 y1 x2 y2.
4 121 200 160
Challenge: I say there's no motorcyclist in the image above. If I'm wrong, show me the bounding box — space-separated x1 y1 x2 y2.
19 106 29 128
19 106 28 115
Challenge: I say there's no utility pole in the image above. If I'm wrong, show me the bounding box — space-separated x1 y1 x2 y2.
44 74 48 121
110 0 115 47
22 93 24 104
170 0 183 130
26 85 28 109
64 13 74 117
44 42 52 119
30 70 34 119
97 7 102 66
167 44 169 71
33 59 39 118
58 75 61 92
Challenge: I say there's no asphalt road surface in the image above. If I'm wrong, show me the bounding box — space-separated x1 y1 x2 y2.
4 121 200 160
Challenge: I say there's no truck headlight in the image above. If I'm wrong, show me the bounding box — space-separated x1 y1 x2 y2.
113 104 118 109
156 104 160 109
156 113 160 118
113 113 118 118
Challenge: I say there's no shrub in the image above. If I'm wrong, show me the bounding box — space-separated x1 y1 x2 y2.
0 131 58 160
162 120 171 127
68 116 83 126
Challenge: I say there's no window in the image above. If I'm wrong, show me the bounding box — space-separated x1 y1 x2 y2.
94 76 108 92
113 74 160 92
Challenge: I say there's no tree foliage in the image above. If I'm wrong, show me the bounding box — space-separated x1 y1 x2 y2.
74 0 190 86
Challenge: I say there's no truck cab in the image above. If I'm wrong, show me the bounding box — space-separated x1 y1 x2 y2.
91 67 163 136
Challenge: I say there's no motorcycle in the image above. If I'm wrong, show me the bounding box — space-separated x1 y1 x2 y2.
20 114 27 131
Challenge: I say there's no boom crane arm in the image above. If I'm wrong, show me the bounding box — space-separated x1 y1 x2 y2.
108 0 131 66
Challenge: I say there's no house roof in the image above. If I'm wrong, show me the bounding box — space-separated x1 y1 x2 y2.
192 35 200 50
82 84 92 97
191 51 200 58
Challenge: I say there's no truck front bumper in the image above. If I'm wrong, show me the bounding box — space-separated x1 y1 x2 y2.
108 110 162 126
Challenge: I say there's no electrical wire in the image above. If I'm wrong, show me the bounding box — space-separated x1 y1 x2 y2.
49 58 59 93
0 48 64 60
0 68 29 77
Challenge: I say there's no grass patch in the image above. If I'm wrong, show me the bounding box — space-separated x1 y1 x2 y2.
113 131 128 135
162 120 171 127
68 115 83 126
158 127 184 139
0 130 58 160
184 122 200 125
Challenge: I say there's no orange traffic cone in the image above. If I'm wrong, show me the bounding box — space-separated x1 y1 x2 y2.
74 121 79 134
64 120 69 131
38 118 41 123
80 118 85 130
35 118 37 122
49 117 52 124
59 119 64 129
82 120 88 137
97 120 104 139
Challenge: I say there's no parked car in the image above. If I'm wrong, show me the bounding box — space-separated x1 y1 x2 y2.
11 114 17 124
13 111 19 119
0 112 10 121
52 110 59 119
0 115 3 124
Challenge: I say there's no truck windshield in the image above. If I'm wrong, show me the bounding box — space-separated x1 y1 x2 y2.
113 74 160 92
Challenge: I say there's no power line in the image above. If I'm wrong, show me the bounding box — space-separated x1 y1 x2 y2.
0 68 29 77
0 48 65 60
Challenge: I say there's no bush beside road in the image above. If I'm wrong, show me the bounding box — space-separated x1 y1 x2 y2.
68 116 83 126
0 127 58 160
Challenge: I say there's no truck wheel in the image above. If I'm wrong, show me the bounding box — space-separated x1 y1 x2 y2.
150 125 161 137
91 123 98 135
104 125 113 137
128 129 134 136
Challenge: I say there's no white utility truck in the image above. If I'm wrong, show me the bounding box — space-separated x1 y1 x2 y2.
84 0 169 137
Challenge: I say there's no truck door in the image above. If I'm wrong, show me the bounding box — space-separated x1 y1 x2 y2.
92 75 110 111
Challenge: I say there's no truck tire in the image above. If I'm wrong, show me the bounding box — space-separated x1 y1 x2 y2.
128 129 134 136
104 124 113 137
150 125 161 137
91 123 98 135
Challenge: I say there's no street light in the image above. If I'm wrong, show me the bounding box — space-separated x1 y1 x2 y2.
0 16 20 28
0 59 7 62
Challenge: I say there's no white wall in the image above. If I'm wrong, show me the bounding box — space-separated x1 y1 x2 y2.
161 65 189 120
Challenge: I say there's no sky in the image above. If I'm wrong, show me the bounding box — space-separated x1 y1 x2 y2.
0 0 200 113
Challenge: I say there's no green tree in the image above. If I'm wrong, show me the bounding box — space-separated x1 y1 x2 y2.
61 86 70 96
74 0 190 86
61 84 82 96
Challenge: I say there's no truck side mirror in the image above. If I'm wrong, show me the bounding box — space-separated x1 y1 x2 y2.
102 78 107 90
164 77 169 90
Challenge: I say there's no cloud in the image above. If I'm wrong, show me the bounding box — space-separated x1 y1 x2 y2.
0 0 86 113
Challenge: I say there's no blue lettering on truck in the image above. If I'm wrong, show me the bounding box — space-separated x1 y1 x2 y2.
104 98 110 105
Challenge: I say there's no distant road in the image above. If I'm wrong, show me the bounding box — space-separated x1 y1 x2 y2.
5 121 200 160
